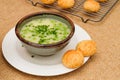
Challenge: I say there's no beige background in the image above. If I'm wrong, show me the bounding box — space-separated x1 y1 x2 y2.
0 0 120 80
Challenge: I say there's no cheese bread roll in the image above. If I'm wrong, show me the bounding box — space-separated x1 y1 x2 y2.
83 0 101 12
76 40 97 56
62 50 84 69
58 0 75 9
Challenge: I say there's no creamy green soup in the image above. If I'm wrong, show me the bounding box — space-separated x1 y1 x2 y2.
20 18 70 44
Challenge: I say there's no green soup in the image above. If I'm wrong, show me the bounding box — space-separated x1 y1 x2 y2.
20 18 70 44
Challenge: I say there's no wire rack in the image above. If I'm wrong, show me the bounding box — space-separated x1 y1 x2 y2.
27 0 119 23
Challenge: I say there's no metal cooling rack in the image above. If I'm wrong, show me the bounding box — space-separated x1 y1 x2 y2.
28 0 119 23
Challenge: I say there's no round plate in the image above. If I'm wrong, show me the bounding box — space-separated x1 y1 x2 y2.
2 24 91 76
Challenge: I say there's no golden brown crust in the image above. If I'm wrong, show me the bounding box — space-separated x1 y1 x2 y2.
57 0 75 9
83 0 101 12
76 40 97 57
62 50 84 69
41 0 56 4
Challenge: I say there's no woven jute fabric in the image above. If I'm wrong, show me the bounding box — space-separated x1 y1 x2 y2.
0 0 120 80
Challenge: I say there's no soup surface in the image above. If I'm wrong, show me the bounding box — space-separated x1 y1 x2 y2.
20 18 70 44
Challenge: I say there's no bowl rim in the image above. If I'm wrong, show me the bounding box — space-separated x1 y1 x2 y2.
15 11 75 48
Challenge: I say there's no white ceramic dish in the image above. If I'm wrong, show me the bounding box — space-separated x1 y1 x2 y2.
2 24 91 76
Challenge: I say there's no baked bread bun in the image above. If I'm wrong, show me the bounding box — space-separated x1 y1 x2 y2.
57 0 75 9
83 0 101 12
41 0 56 4
76 40 97 56
62 50 84 69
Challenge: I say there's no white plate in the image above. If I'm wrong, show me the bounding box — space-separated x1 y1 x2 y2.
2 24 91 76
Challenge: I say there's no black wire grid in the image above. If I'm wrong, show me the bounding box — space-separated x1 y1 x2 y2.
28 0 119 23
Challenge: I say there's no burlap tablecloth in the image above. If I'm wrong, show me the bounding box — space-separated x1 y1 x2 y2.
0 0 120 80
